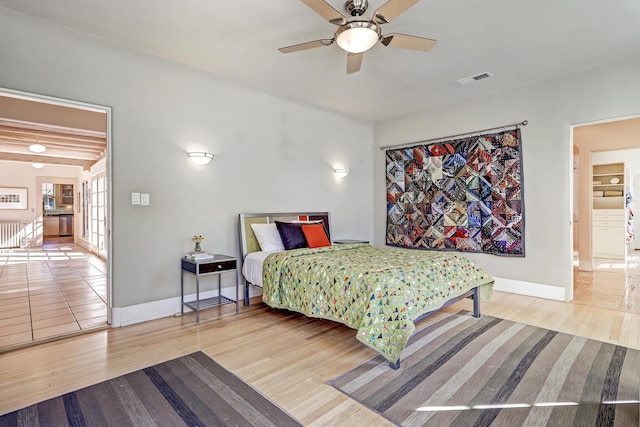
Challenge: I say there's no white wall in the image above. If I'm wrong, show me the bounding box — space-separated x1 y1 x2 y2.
0 9 374 312
592 149 640 177
0 162 41 224
0 162 80 223
0 162 81 247
374 55 640 299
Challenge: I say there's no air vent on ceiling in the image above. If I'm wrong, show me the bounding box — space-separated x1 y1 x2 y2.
455 72 494 86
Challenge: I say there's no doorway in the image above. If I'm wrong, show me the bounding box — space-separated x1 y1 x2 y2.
572 117 640 314
0 87 112 348
41 181 75 246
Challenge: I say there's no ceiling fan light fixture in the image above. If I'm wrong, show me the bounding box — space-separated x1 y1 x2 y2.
335 21 380 53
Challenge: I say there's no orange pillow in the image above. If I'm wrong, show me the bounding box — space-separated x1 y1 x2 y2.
301 224 331 248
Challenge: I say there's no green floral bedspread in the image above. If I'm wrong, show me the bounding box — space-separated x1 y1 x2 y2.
262 243 494 364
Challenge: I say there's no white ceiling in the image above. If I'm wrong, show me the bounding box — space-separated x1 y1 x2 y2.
1 0 640 122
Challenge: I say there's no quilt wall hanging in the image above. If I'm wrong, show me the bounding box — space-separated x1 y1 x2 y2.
386 128 525 257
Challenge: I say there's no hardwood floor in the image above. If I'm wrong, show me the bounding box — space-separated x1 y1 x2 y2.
0 240 107 350
1 290 639 424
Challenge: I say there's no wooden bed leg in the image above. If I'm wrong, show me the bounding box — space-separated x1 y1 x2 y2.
389 359 400 370
473 287 480 318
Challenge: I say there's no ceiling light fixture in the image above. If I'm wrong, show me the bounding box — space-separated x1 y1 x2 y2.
29 134 46 153
29 136 46 153
335 21 380 54
32 163 44 169
188 152 214 166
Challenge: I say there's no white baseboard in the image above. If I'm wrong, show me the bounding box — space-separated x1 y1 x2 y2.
493 277 566 301
579 259 593 272
111 289 236 327
111 278 565 327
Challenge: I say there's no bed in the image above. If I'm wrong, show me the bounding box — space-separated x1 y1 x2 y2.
238 212 494 368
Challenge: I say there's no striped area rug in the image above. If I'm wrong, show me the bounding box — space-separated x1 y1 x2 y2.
1 351 301 427
329 311 640 426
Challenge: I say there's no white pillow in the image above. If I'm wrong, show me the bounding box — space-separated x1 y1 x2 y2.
251 223 285 252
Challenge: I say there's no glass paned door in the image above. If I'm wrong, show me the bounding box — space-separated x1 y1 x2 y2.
82 181 89 239
91 171 107 258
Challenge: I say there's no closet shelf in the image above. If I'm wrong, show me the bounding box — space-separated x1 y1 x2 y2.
592 162 628 259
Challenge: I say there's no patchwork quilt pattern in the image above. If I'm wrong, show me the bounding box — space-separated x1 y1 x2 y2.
262 243 494 364
386 129 525 256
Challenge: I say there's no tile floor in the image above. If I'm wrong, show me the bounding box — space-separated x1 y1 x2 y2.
0 238 107 351
573 250 640 313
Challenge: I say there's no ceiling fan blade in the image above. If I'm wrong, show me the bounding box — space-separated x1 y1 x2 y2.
278 39 334 54
380 33 436 51
373 0 421 24
300 0 346 25
347 52 364 74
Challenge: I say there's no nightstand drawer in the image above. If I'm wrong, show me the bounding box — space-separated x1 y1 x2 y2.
181 258 237 274
198 260 237 273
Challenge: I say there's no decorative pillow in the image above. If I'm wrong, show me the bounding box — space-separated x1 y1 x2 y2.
301 224 331 248
250 223 285 252
275 221 308 250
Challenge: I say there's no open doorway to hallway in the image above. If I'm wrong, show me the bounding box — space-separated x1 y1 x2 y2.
0 87 111 350
573 117 640 314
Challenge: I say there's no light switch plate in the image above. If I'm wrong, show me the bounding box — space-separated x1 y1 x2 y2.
141 193 150 206
131 192 140 205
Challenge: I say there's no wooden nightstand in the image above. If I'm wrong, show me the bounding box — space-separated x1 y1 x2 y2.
180 254 238 324
333 239 369 244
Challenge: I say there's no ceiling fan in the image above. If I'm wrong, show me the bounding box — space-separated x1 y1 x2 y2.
278 0 437 74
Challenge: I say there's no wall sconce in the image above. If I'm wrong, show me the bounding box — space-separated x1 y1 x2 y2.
188 152 214 166
333 168 349 178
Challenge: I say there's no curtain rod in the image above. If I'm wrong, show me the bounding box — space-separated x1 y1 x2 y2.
379 120 528 151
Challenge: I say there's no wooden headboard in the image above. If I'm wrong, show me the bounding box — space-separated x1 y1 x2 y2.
238 212 332 261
